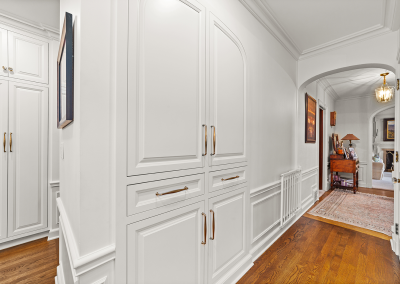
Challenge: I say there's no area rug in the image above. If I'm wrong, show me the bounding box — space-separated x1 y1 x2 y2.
309 189 394 236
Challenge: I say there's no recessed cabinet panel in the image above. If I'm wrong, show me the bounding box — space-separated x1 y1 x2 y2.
209 14 246 166
0 28 8 78
208 187 246 284
8 81 48 237
209 166 246 193
127 173 205 215
0 80 8 240
127 0 206 176
128 201 205 283
8 32 49 84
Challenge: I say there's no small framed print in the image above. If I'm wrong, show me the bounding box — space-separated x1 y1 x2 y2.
305 93 317 143
57 12 74 129
383 118 395 141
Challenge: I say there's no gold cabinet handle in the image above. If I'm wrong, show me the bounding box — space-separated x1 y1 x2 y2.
210 210 215 240
202 125 207 156
201 212 207 245
155 186 188 197
2 66 6 71
3 133 5 152
8 67 13 72
221 175 239 182
9 133 12 152
211 126 216 155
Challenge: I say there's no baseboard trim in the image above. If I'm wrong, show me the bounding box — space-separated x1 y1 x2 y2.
0 230 49 250
57 198 116 276
48 228 60 241
55 265 66 284
250 197 314 263
217 253 253 284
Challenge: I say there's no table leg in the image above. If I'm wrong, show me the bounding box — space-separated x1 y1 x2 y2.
331 168 334 190
353 172 356 194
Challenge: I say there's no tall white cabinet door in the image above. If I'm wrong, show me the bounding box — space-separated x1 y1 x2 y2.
8 81 48 237
209 14 246 166
127 0 206 176
127 201 206 284
0 28 8 78
208 188 246 284
7 32 48 84
0 80 8 240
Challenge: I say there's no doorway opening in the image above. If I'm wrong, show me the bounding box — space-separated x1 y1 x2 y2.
319 107 324 191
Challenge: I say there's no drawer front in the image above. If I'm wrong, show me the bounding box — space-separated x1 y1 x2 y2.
209 167 246 193
127 173 205 216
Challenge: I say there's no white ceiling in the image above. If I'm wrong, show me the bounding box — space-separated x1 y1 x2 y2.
319 68 396 99
240 0 400 58
0 0 60 30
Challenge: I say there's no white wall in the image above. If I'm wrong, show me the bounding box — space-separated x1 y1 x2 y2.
374 107 395 160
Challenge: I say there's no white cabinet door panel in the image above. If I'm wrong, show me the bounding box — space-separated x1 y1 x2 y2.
127 0 206 176
8 81 48 237
128 201 205 284
0 79 7 239
208 187 246 284
0 28 8 78
8 32 48 84
209 14 246 166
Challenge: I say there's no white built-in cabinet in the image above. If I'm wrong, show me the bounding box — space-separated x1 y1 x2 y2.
0 25 50 246
124 0 248 283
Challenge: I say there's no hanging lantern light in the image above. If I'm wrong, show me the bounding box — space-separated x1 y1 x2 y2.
375 73 394 103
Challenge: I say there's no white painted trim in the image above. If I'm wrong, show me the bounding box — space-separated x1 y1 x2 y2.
0 230 49 250
250 180 280 197
250 195 314 262
91 276 108 284
56 265 66 284
50 181 60 188
0 9 59 40
302 166 318 181
216 253 253 284
302 194 313 208
56 198 116 276
48 228 60 241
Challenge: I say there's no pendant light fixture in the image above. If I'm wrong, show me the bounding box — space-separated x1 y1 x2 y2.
375 73 394 103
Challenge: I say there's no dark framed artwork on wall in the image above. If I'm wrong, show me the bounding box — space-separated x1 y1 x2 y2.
305 93 316 143
57 12 74 129
383 118 395 141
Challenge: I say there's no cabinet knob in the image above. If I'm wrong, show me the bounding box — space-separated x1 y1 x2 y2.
8 67 13 72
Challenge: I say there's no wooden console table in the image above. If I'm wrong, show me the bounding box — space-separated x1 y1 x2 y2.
330 155 359 194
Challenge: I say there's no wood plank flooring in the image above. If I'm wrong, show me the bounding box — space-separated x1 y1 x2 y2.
0 238 58 284
238 216 400 284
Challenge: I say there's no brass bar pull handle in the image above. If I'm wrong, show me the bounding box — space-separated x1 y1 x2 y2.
2 66 6 71
211 126 216 155
221 175 239 182
3 133 5 152
9 133 12 152
201 212 207 245
155 186 188 197
202 125 207 156
8 67 13 72
210 210 215 240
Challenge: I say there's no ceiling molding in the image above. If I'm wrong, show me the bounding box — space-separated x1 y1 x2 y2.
336 93 377 102
238 0 300 59
240 0 397 61
317 78 339 101
0 9 59 40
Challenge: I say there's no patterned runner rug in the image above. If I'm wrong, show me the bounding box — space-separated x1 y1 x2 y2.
308 189 394 236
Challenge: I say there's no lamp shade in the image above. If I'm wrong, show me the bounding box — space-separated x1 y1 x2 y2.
341 134 360 141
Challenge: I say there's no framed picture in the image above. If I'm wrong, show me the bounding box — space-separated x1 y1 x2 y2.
57 12 74 129
332 133 339 153
383 118 395 141
305 93 316 143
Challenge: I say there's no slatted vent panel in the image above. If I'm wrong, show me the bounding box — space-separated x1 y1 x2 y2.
280 168 302 228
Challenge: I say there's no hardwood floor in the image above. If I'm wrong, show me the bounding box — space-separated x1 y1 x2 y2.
238 216 400 284
0 238 58 284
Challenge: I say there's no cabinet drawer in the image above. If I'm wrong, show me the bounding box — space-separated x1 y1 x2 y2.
209 167 246 193
127 173 205 216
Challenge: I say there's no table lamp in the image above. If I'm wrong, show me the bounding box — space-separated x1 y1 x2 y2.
341 134 359 147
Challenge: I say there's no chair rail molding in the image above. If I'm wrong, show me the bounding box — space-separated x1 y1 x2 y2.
302 166 318 181
56 198 116 277
239 0 397 60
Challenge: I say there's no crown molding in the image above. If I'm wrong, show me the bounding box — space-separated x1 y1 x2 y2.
0 9 59 40
240 0 397 61
336 93 377 102
238 0 300 59
317 78 339 101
